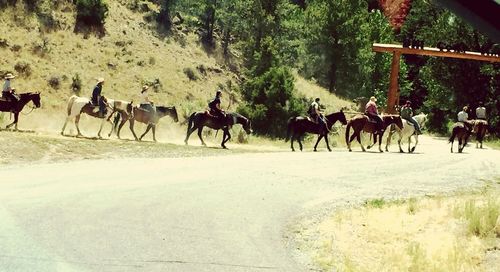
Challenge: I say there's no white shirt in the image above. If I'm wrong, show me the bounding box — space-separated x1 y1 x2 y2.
476 107 486 119
3 80 11 92
457 111 468 122
140 91 150 104
311 101 320 114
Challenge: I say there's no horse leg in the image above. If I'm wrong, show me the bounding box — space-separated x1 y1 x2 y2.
290 134 295 152
185 126 197 145
385 130 393 152
357 133 365 152
75 114 83 137
221 129 230 149
152 125 157 142
97 119 106 138
458 138 463 153
129 119 139 141
197 127 206 146
298 136 303 151
411 135 418 153
116 118 127 139
140 124 153 141
348 133 357 152
324 134 331 152
5 113 18 130
314 135 323 152
61 116 71 135
378 133 383 153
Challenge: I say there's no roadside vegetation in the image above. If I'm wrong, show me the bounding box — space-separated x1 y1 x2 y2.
297 182 500 271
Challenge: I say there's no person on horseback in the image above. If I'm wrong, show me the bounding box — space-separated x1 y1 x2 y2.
475 102 486 120
365 96 383 134
309 98 328 132
91 77 106 117
208 90 225 119
457 106 473 132
139 85 156 119
400 100 422 135
2 73 19 102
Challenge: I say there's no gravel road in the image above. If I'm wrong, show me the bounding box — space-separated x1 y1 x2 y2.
0 136 499 271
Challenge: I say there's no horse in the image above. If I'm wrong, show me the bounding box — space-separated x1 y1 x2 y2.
61 95 133 138
449 122 472 153
385 113 428 153
0 92 41 130
345 114 404 152
184 111 252 149
470 119 488 149
286 110 347 152
114 105 179 142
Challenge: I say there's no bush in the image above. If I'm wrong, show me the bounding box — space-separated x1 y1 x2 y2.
75 0 109 27
48 76 61 89
71 74 82 94
237 66 307 137
183 67 198 81
14 61 32 77
0 0 16 8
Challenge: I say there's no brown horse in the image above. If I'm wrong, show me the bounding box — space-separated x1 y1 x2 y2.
449 122 472 153
286 111 347 152
0 92 41 130
345 114 404 152
184 111 252 149
471 119 488 148
114 105 179 142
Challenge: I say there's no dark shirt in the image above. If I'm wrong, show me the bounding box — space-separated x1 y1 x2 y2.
91 84 102 105
400 106 413 119
209 97 221 111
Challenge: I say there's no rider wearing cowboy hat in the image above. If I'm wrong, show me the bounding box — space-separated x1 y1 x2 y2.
400 100 422 135
91 77 106 117
2 73 19 102
139 85 156 120
365 96 383 134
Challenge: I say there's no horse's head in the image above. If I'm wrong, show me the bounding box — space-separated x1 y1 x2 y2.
171 106 179 123
415 113 428 129
32 92 42 108
338 109 347 125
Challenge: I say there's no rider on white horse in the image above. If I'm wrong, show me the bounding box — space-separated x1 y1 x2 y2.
91 77 106 117
400 100 422 135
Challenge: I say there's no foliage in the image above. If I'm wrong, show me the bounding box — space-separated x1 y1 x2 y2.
75 0 109 27
238 66 306 137
71 74 82 95
158 0 177 30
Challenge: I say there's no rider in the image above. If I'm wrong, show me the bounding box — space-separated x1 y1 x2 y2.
139 85 156 117
2 73 18 102
208 90 225 119
309 98 328 131
400 100 422 135
91 77 106 117
365 96 383 134
475 102 486 120
457 106 472 131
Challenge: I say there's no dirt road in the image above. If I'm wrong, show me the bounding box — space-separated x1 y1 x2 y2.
0 136 499 271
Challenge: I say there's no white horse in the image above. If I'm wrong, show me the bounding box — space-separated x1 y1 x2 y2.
385 113 427 153
61 95 133 138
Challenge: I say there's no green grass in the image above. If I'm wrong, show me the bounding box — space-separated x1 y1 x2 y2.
461 197 500 238
364 198 387 208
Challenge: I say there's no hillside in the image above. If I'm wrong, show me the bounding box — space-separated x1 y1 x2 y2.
0 1 352 133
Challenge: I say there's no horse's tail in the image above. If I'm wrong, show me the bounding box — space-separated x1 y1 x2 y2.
449 127 457 143
66 95 78 116
345 121 352 145
285 117 295 142
186 112 196 133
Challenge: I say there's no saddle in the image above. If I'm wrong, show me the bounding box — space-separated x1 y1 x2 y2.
364 114 377 124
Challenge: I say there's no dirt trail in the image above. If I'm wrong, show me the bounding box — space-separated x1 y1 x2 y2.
0 136 499 271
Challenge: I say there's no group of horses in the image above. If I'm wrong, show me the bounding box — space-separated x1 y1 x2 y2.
0 92 489 152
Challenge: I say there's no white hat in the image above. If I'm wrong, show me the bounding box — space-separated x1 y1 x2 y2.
4 73 15 80
96 77 105 83
370 96 377 102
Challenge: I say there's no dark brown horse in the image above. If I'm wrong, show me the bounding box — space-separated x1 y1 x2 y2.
184 112 252 149
0 92 41 130
114 106 179 142
286 110 347 152
449 122 472 153
345 114 403 152
471 119 488 149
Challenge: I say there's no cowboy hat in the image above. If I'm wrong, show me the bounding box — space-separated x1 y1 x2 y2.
4 73 15 79
96 77 105 83
370 96 377 102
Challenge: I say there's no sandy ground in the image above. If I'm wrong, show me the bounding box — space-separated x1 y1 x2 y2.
0 135 499 271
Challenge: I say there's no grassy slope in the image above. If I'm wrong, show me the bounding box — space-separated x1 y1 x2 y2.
0 1 353 143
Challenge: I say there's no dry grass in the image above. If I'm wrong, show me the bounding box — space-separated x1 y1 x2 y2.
298 184 500 272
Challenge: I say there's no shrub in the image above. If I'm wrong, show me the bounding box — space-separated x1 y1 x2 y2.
71 74 82 94
14 61 32 77
0 0 16 8
24 0 41 12
238 66 306 137
10 44 22 53
32 38 51 57
183 67 198 81
75 0 109 27
48 76 61 89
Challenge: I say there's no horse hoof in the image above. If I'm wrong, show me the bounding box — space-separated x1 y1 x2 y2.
313 149 317 152
328 149 332 152
348 149 352 152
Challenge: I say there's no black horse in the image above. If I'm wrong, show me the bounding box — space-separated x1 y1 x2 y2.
114 105 179 142
184 112 252 149
0 92 41 130
286 110 347 152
